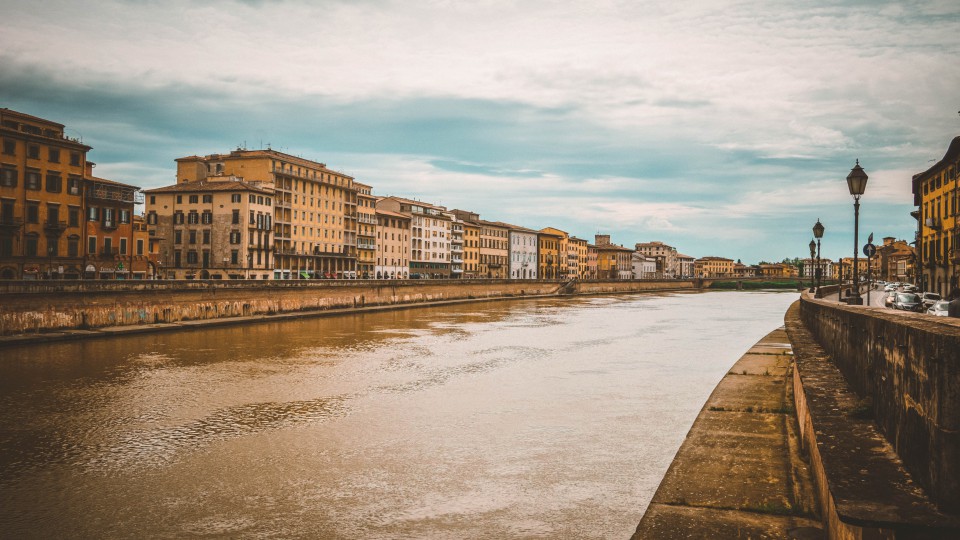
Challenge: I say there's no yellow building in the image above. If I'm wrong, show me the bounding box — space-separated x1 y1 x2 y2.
173 149 358 279
355 182 376 279
912 136 959 295
538 229 564 279
540 227 569 278
569 236 589 279
695 256 735 277
1 108 91 279
594 234 634 279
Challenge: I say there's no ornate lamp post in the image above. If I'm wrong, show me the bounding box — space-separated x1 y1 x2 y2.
846 160 868 304
813 219 824 294
809 239 816 291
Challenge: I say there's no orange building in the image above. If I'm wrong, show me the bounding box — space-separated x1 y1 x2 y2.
1 109 90 279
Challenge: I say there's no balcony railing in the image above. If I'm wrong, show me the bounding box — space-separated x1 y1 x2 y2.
43 220 68 233
0 216 24 230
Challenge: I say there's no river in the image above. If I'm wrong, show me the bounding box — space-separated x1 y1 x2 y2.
0 290 797 539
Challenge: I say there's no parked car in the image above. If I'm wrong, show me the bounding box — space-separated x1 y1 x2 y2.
884 284 898 292
892 292 923 312
920 292 942 310
903 285 918 293
884 293 895 307
927 300 951 316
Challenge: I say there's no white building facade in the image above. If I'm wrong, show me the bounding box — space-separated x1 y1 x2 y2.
509 227 539 279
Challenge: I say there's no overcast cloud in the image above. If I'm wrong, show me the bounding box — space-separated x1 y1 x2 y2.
2 0 958 262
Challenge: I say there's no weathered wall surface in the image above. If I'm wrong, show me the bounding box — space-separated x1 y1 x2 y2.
799 295 960 513
0 279 695 335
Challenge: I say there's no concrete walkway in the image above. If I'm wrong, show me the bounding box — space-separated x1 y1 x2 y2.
632 327 823 539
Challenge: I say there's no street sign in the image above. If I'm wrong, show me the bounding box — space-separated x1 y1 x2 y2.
863 243 876 258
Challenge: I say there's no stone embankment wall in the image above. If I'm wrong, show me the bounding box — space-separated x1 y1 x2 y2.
0 279 696 336
798 294 960 513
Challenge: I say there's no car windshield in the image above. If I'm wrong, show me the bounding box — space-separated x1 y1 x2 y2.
897 293 920 302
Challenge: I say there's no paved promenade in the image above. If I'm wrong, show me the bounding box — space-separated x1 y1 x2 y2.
632 327 823 539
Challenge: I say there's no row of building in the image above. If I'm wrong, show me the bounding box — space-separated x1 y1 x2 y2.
1 107 732 281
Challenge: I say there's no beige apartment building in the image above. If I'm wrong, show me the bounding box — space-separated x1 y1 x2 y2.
374 208 410 279
451 209 482 278
378 196 451 278
145 179 274 279
355 182 376 279
479 220 509 279
447 212 465 278
635 241 679 278
170 149 358 279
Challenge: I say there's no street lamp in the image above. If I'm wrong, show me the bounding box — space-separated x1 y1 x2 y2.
846 160 868 304
808 239 816 291
813 219 824 294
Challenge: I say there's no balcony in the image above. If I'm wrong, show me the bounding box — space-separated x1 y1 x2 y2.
101 220 117 230
451 257 463 264
43 220 68 234
0 216 24 231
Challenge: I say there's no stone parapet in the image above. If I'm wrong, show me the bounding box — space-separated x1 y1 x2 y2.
788 295 960 537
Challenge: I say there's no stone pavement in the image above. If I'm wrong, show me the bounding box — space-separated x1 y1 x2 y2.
632 327 823 539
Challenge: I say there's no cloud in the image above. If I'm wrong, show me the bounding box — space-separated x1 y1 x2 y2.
1 0 957 263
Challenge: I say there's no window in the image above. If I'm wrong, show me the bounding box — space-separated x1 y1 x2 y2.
188 212 199 224
103 237 112 255
88 236 96 256
27 145 40 159
176 195 182 204
230 231 241 244
2 140 14 155
174 251 182 267
119 238 127 255
201 211 212 224
68 236 79 257
67 176 80 195
48 148 60 163
25 234 38 257
189 230 196 244
174 212 184 224
174 230 182 244
45 173 62 193
0 167 16 187
231 250 239 264
102 208 115 227
231 193 241 203
202 194 213 203
149 195 156 205
147 212 157 225
202 230 210 244
136 239 144 255
119 209 130 224
46 205 59 225
187 251 198 264
189 195 199 204
232 209 240 224
70 152 81 166
25 170 40 190
25 202 39 223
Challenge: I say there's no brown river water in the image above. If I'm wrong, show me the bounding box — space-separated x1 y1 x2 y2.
0 290 797 539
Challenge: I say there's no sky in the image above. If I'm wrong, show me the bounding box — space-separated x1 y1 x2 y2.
2 0 958 263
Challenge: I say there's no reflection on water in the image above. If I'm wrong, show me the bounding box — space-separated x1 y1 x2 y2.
0 291 796 539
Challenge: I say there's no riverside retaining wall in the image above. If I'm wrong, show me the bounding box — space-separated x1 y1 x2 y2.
0 278 696 336
798 294 960 513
